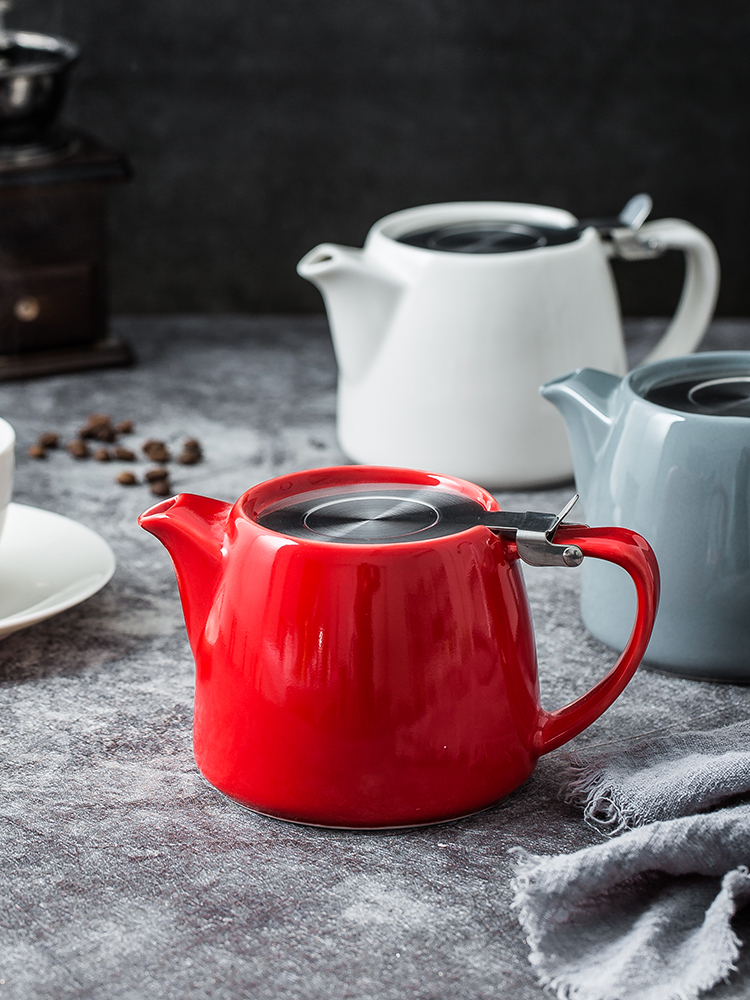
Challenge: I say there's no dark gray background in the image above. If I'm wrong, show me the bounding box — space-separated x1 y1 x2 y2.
13 0 750 315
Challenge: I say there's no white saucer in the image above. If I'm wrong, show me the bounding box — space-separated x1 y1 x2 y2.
0 503 116 640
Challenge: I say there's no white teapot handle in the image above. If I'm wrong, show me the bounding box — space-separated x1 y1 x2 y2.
633 218 720 365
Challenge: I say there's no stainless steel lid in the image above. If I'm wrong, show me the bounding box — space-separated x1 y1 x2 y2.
258 487 484 543
397 221 576 253
395 194 656 256
256 486 585 566
646 375 750 417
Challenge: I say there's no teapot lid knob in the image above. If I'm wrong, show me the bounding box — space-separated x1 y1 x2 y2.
618 193 653 230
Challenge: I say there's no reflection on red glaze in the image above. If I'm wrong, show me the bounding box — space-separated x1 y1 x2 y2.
139 466 659 828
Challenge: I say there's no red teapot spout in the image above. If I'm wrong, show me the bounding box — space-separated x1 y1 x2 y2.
138 493 232 649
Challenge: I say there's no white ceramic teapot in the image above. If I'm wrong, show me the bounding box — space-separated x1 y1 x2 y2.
298 197 719 488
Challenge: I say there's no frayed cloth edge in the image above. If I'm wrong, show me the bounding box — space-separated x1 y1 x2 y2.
560 755 641 834
509 848 750 1000
510 847 638 1000
509 847 568 960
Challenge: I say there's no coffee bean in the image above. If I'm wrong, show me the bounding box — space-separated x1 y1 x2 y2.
93 448 111 462
115 420 134 435
38 431 59 448
27 444 46 459
114 447 136 461
93 426 117 443
149 478 172 497
177 436 202 464
116 471 138 486
79 413 113 439
145 467 170 482
67 439 90 459
142 439 171 462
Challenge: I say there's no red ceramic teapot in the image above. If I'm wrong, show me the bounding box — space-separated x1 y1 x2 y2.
139 465 659 828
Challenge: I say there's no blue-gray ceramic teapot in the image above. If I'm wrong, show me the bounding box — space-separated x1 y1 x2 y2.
542 352 750 682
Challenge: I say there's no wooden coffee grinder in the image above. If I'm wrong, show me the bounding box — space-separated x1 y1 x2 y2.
0 2 131 379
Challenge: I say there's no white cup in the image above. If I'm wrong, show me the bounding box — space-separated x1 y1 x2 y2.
0 418 15 540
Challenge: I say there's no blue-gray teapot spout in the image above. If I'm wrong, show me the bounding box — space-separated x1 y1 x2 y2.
539 367 623 504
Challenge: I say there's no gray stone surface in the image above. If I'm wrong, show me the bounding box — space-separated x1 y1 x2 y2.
0 316 749 1000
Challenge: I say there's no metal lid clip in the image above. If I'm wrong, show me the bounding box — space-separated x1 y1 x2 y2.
482 494 585 567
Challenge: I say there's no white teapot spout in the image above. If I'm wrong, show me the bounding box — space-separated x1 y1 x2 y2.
298 243 403 383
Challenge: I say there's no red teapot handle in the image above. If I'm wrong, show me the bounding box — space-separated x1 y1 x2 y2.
530 525 660 756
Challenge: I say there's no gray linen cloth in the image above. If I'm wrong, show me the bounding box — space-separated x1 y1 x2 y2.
511 720 750 1000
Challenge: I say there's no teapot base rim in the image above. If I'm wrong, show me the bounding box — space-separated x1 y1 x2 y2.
198 774 526 830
